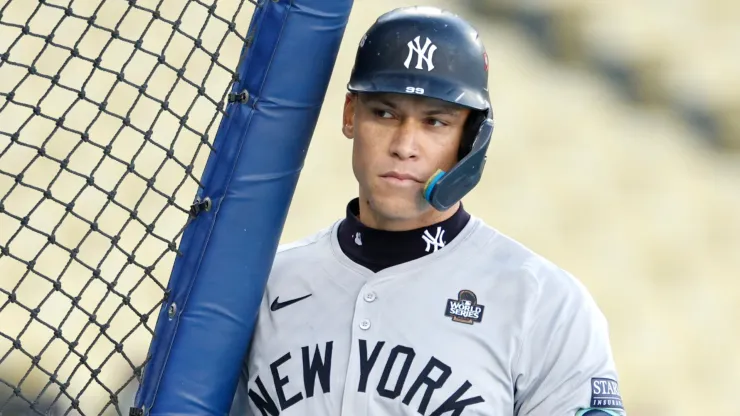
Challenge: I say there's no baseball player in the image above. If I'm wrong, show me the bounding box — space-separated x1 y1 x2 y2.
231 6 626 416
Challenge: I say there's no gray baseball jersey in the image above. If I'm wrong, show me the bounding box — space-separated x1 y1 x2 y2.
231 216 626 416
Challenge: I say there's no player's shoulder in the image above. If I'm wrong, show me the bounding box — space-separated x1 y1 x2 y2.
267 220 340 279
275 224 335 256
473 217 595 305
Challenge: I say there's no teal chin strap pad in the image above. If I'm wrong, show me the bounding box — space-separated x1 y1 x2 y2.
423 169 446 202
423 118 494 211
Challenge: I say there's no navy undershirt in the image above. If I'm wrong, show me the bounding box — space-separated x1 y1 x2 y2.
337 198 471 273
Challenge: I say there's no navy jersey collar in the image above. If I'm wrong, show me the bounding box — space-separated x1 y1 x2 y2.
337 198 470 273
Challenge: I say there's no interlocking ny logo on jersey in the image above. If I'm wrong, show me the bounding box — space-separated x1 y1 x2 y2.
404 36 437 71
445 290 485 325
422 226 446 252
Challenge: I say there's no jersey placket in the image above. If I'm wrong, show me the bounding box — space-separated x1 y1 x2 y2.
340 281 381 416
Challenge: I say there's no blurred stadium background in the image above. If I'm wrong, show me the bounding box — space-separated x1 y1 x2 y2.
1 0 738 415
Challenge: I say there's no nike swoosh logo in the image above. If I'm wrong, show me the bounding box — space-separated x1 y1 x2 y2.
270 294 312 311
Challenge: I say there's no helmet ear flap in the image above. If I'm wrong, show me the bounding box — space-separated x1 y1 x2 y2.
425 118 494 211
458 110 488 160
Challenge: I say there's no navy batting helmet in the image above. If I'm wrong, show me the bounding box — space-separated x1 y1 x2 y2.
347 6 494 211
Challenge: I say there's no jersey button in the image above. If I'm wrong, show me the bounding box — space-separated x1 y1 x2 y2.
363 292 377 302
359 319 371 330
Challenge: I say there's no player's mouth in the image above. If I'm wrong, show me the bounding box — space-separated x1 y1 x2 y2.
380 171 423 185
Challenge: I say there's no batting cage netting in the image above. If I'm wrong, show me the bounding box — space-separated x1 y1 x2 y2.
0 0 256 414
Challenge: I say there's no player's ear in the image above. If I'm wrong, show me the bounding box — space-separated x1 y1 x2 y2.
342 92 356 139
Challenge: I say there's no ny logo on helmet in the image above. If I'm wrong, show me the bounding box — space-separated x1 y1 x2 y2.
404 36 437 71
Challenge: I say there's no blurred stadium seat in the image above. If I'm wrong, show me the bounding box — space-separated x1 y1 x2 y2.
464 0 740 150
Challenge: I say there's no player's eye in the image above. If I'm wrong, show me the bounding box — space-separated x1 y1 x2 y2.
373 109 394 119
426 118 448 127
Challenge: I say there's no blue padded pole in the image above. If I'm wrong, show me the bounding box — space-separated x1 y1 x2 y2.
132 0 354 414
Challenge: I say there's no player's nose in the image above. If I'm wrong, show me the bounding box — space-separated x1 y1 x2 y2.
389 119 420 160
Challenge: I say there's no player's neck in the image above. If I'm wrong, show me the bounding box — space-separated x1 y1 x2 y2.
358 198 460 232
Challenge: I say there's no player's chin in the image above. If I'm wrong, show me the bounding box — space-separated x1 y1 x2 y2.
369 190 426 219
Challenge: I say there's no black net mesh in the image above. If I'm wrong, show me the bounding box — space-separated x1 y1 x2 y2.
0 0 257 414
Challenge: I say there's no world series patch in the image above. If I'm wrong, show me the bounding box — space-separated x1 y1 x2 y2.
445 290 484 324
590 378 623 409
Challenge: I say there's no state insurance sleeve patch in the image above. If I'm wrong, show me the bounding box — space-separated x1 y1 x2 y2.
590 378 624 409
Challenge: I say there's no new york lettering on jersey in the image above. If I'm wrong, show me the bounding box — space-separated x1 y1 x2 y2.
244 339 486 416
